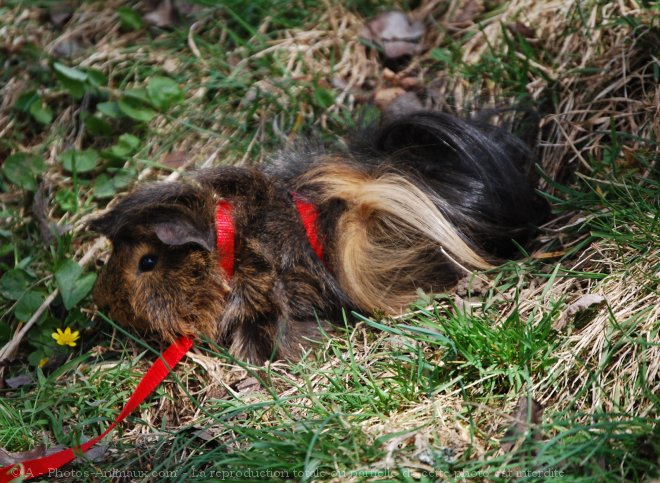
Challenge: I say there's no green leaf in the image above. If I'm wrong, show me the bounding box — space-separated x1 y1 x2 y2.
15 290 46 321
102 134 140 161
14 91 52 125
147 76 183 110
28 349 48 368
110 168 137 189
123 88 151 104
55 260 97 310
93 175 116 198
69 273 96 309
53 62 88 99
118 98 156 122
86 68 107 87
96 101 121 118
0 321 10 344
55 189 77 212
28 99 53 124
117 6 143 30
119 133 140 150
55 260 81 294
15 90 39 111
53 62 88 82
84 115 112 136
60 149 99 173
73 149 98 172
0 269 31 300
56 75 86 99
2 153 46 191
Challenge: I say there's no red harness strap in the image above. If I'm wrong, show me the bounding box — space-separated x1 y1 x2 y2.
215 200 235 277
291 193 325 263
0 336 194 482
214 195 326 274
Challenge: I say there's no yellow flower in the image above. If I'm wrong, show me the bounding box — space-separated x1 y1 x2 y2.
52 327 80 347
38 357 49 368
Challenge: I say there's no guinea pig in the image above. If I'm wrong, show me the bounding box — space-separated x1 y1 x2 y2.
90 111 549 364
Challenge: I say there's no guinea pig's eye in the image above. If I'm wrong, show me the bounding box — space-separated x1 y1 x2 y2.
138 254 158 272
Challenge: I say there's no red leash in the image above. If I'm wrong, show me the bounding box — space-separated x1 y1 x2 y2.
0 336 193 482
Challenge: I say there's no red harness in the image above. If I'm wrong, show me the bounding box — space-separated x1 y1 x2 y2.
215 194 325 278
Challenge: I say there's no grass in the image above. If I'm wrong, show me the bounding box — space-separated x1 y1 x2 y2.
1 0 658 481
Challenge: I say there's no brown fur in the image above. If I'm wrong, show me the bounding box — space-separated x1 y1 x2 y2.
90 111 549 364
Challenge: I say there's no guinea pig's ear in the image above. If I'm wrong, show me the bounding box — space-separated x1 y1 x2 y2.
87 211 117 237
153 220 214 251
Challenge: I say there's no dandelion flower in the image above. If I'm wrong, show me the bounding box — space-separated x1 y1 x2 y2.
52 327 80 347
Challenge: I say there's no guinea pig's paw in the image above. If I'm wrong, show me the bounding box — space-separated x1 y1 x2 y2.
274 319 328 362
227 318 327 365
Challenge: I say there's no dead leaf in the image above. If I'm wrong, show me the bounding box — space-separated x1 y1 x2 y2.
381 69 420 90
360 11 425 60
235 376 261 394
144 0 176 28
415 432 434 465
0 444 67 467
48 3 74 27
160 151 190 169
374 87 406 109
173 0 200 16
453 295 475 316
507 22 536 40
143 0 200 28
553 293 606 331
382 68 398 83
450 0 483 26
163 58 179 74
454 274 488 297
399 77 419 90
5 373 33 389
76 442 108 463
383 91 424 118
500 396 544 453
53 37 85 58
566 294 606 314
193 428 214 441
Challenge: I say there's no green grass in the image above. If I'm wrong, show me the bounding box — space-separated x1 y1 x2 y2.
1 0 658 481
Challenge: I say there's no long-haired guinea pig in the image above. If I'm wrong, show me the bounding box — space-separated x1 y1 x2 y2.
90 111 549 364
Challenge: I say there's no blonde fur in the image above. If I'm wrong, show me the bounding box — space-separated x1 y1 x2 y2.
296 161 492 313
